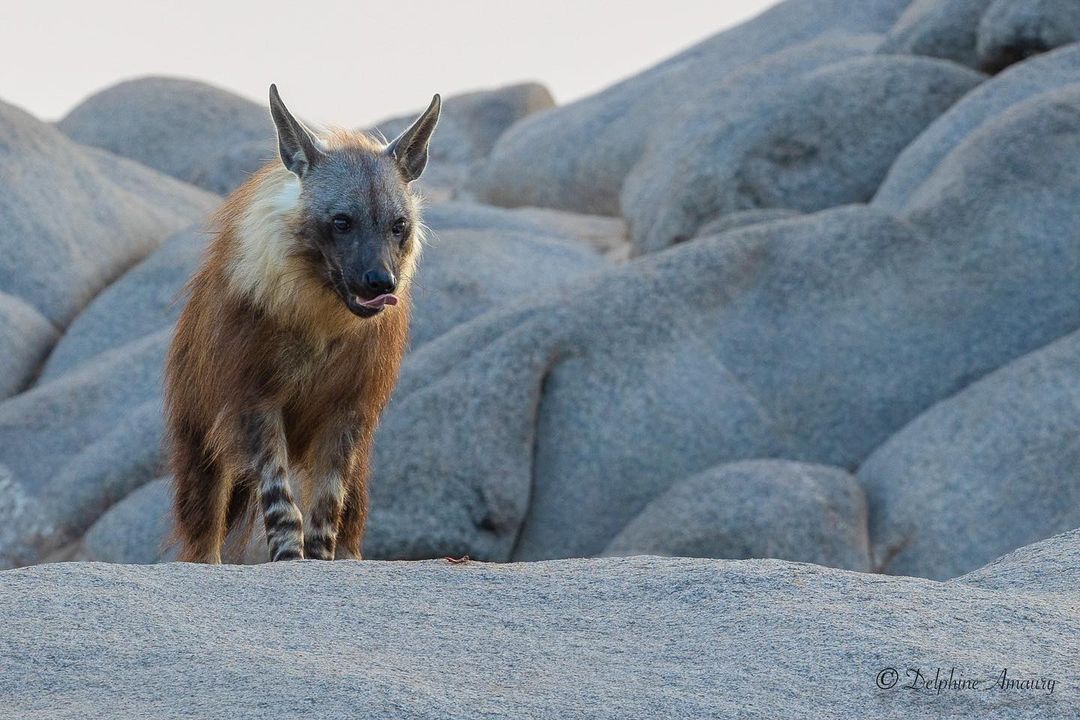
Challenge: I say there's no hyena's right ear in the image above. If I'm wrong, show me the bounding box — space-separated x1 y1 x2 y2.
268 84 325 178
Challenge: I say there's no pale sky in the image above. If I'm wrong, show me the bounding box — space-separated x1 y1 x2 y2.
0 0 777 126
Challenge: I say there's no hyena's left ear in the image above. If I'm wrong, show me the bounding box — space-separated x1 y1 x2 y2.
268 83 325 178
386 94 441 182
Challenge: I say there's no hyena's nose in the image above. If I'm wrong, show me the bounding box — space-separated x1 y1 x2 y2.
362 268 397 295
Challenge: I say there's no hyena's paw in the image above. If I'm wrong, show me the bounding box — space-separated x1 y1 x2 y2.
304 538 336 561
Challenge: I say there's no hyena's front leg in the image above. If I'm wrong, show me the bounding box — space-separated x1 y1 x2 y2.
304 478 344 561
247 411 304 561
305 423 365 560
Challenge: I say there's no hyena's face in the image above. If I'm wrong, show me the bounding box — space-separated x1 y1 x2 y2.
269 85 440 318
299 149 420 318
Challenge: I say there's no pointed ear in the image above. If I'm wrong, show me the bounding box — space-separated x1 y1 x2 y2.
386 94 441 182
268 84 324 178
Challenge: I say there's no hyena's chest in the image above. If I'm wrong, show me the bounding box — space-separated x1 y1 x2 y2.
271 333 378 432
272 337 326 387
271 335 361 405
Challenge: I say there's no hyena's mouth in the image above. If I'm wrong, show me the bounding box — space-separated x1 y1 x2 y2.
344 292 398 318
327 267 397 318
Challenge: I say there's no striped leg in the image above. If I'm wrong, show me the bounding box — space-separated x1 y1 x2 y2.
249 412 304 561
305 473 344 561
305 423 361 560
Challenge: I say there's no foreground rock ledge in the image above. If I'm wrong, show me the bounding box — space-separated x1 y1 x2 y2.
0 550 1076 719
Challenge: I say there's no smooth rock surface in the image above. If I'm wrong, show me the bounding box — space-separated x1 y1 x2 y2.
365 194 1080 564
79 478 172 564
956 528 1080 594
373 82 554 202
694 208 802 238
365 304 552 561
860 330 1080 581
58 77 271 195
499 207 630 260
375 83 554 165
0 99 216 327
874 42 1080 212
198 138 274 195
0 331 168 568
603 460 871 571
412 225 606 348
623 54 983 254
425 202 629 259
977 0 1080 72
39 226 207 381
469 0 910 215
878 83 1080 394
878 0 994 68
0 549 1076 719
0 293 56 400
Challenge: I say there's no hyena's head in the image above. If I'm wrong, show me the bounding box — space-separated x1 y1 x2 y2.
268 84 440 318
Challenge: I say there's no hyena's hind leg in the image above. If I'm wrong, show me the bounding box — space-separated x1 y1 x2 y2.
246 411 304 561
218 473 258 562
334 476 368 560
171 428 232 564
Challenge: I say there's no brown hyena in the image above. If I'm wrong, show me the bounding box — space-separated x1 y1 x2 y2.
165 85 440 562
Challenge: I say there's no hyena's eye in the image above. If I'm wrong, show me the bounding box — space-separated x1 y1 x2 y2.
331 215 352 233
391 217 407 236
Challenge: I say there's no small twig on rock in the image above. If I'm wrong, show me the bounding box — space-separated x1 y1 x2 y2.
444 555 471 565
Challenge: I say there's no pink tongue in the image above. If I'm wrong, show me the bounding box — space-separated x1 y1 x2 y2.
355 293 398 309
